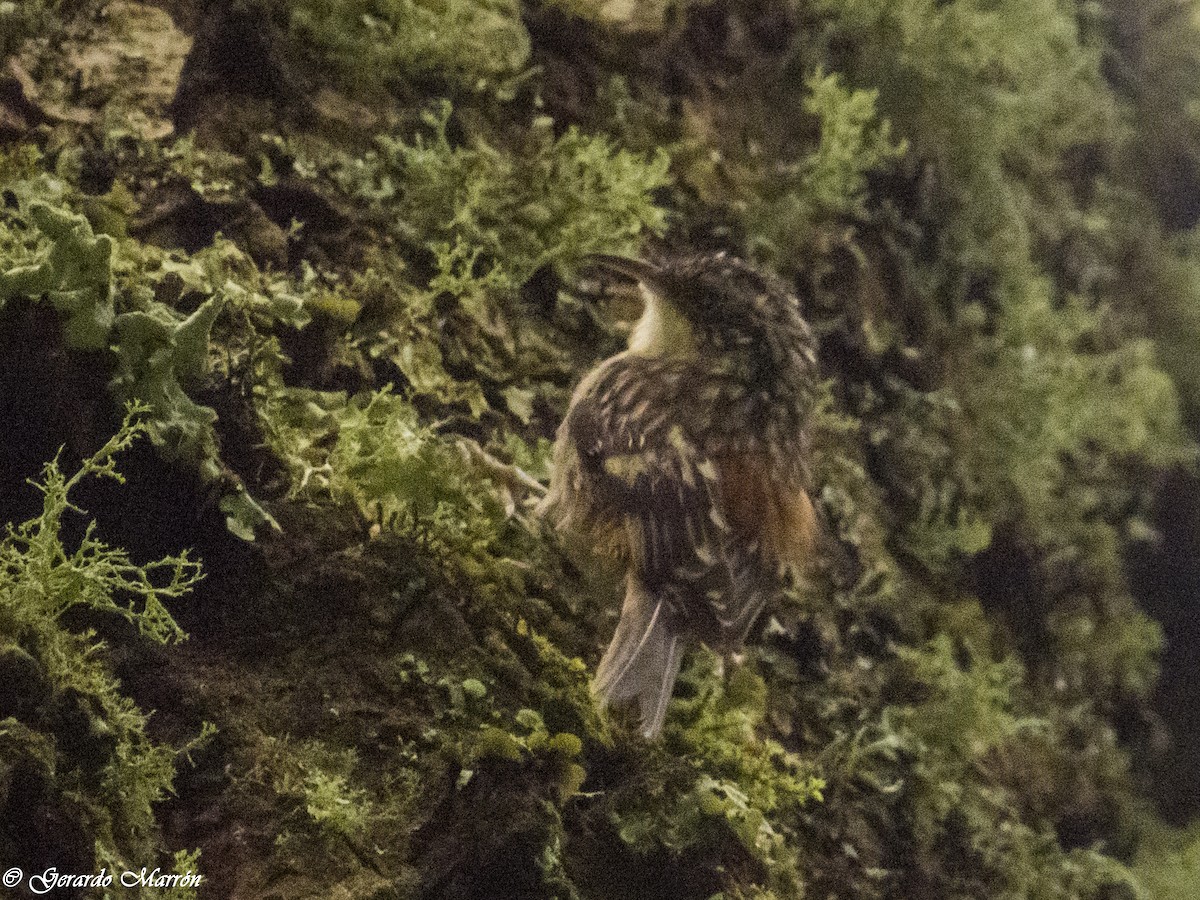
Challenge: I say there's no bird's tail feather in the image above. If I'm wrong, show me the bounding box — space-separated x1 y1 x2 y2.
594 577 683 738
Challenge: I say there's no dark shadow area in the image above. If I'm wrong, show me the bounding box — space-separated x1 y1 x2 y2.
0 298 261 629
1127 468 1200 824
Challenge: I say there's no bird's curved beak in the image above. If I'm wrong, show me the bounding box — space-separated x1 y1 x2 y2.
579 255 666 294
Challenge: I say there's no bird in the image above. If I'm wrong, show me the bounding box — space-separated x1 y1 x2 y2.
540 251 823 737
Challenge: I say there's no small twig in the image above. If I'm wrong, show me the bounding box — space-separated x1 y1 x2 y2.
455 437 548 498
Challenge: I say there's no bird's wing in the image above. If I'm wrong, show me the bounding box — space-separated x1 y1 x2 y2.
568 356 771 645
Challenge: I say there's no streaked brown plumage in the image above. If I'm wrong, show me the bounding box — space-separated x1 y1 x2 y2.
541 251 821 737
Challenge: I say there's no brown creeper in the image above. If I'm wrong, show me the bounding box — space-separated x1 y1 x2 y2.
541 252 822 737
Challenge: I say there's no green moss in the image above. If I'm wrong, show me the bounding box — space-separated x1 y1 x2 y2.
816 0 1118 270
1133 823 1200 900
263 386 509 555
337 101 670 291
606 653 824 898
745 70 906 268
285 0 531 95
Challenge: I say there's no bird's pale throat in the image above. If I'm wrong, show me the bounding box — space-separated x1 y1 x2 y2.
627 286 698 359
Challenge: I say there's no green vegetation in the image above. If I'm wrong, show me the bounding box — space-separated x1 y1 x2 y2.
0 409 206 886
0 166 283 538
286 0 531 95
1135 823 1200 900
2 0 1200 896
346 101 671 291
744 70 906 268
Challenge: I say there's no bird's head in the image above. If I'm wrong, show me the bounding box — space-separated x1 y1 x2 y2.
582 251 817 373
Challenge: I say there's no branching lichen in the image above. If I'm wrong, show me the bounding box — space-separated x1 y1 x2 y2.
0 407 205 884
